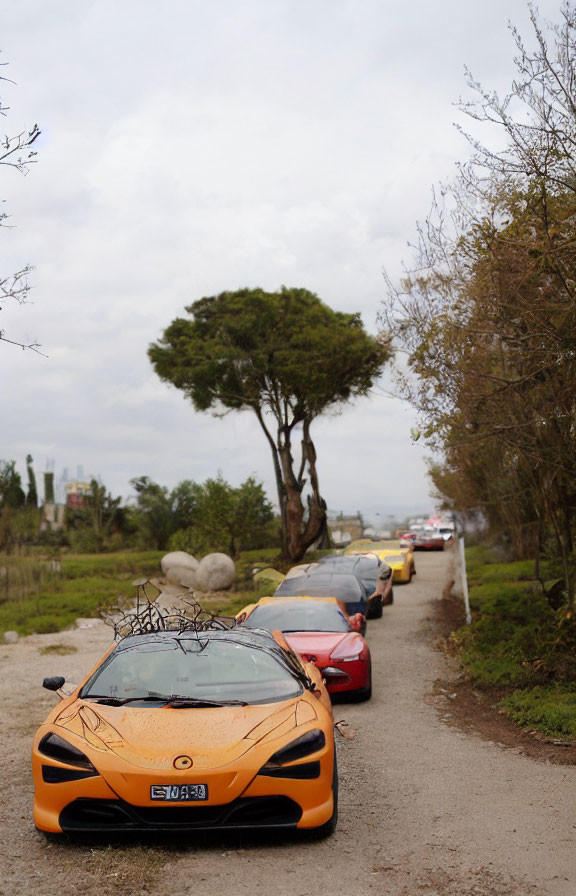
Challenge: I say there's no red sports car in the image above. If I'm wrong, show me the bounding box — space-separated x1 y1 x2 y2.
237 597 372 701
413 528 445 550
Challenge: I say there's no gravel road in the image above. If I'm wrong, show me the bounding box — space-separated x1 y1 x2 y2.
1 551 574 896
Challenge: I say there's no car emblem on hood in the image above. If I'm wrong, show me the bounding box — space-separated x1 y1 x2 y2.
173 755 193 770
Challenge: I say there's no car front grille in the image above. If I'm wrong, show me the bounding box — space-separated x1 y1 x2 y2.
59 795 303 832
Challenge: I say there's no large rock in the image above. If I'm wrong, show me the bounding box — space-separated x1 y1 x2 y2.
160 551 199 589
195 553 236 592
2 630 19 644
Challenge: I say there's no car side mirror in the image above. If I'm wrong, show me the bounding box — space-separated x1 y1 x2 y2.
43 676 65 691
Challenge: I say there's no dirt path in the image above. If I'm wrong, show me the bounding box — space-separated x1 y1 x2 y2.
1 552 574 896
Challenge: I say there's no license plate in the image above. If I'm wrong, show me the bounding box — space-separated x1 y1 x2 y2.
150 784 208 801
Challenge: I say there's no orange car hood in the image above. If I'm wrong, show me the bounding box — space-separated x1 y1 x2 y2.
55 697 317 771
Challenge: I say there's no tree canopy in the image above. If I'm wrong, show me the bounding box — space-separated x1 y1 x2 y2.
149 286 389 560
382 3 576 608
130 473 274 555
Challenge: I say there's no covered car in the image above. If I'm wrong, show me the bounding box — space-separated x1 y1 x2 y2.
315 553 393 617
32 627 337 838
273 571 368 621
238 597 372 701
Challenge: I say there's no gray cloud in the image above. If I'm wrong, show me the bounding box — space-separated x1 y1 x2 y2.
0 0 561 515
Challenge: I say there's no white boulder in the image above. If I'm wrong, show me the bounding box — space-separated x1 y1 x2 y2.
195 553 236 592
160 551 199 589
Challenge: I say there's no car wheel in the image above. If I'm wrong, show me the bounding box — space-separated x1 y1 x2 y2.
305 751 338 839
386 588 394 605
358 672 372 701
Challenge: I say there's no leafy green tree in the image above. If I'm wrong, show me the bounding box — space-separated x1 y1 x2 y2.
25 454 38 507
0 460 25 509
149 287 389 561
0 459 41 550
129 476 175 550
233 476 275 551
382 4 576 606
66 478 128 552
173 474 275 557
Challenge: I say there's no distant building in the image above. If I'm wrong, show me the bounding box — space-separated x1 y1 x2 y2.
41 502 66 532
65 481 92 509
328 515 363 545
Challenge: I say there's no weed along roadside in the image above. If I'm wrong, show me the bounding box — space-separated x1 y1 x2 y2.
441 544 576 745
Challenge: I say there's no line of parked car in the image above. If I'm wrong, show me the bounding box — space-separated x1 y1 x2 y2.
31 538 418 841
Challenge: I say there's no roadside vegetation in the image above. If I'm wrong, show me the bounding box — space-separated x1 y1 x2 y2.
0 545 332 638
0 456 292 636
451 546 576 738
0 550 163 635
382 6 576 608
382 7 576 739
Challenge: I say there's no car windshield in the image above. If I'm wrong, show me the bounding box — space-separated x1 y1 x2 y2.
274 573 363 601
243 600 350 633
79 637 302 705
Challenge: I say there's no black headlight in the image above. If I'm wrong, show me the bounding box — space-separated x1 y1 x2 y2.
38 733 96 771
262 729 326 768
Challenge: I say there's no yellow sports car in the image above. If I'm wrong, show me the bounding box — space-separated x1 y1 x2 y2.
345 542 415 584
377 549 415 583
32 624 338 837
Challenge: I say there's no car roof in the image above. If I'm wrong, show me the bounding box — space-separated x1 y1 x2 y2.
317 553 382 571
116 627 283 653
273 571 363 599
254 595 348 612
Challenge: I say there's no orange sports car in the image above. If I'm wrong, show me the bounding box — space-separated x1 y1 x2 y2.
32 627 338 837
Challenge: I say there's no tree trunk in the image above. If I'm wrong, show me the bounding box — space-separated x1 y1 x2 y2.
254 409 329 562
254 407 288 556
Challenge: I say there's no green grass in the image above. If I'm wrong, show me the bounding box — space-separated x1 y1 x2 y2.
500 686 576 738
451 545 576 738
0 551 163 635
0 548 283 637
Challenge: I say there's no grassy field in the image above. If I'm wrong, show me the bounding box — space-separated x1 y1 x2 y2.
452 545 576 738
0 551 165 635
0 547 312 637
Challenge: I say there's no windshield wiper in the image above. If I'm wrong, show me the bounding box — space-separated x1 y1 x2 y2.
83 695 171 706
83 694 248 707
166 696 249 708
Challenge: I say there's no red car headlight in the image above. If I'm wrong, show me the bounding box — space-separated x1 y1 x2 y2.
329 635 364 662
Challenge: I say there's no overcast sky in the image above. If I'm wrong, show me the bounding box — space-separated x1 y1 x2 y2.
0 0 564 520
